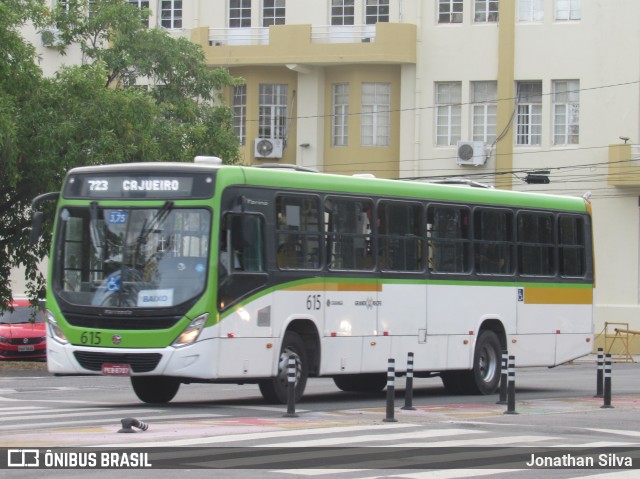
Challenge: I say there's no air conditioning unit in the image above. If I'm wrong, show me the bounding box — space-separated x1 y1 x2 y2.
456 141 487 166
254 138 284 159
41 28 64 47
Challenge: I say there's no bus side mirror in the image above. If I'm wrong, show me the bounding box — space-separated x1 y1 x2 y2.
30 211 44 245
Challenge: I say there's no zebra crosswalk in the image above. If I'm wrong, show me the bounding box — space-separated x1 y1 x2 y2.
1 393 640 478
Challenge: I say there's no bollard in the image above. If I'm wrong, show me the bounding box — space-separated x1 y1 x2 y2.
402 352 416 411
283 355 299 418
496 350 508 405
594 348 604 398
118 418 149 433
504 355 518 415
601 353 614 409
383 358 397 422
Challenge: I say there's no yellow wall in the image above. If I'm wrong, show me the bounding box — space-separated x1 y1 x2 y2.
323 65 401 178
228 67 299 166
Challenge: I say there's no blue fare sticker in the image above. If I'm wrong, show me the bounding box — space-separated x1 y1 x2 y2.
107 210 128 224
195 263 205 273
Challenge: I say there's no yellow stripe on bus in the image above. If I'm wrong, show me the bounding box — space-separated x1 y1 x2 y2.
524 287 593 305
286 282 382 292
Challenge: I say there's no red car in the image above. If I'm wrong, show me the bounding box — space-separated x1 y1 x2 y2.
0 298 46 360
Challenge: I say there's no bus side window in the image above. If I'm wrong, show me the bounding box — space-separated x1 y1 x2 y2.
427 205 471 273
221 214 265 275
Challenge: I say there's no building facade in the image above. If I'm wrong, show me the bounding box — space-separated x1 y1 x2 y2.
25 0 640 351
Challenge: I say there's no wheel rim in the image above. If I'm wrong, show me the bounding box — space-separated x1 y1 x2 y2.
478 344 498 383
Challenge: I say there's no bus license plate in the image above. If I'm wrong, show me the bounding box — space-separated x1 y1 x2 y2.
101 364 131 376
18 345 35 352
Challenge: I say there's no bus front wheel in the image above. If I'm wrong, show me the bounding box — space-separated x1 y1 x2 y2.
131 376 180 404
259 331 308 404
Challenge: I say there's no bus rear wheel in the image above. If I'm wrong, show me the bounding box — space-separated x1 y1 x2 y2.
441 330 502 395
131 376 180 404
259 331 308 404
333 374 387 393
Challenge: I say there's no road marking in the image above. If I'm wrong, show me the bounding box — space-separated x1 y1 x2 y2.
0 413 227 432
393 434 557 447
96 422 418 447
585 428 640 438
256 428 484 447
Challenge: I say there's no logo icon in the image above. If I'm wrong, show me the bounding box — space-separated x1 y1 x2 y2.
7 449 40 467
112 334 122 345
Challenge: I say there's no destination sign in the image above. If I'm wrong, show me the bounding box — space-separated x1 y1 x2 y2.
63 173 215 199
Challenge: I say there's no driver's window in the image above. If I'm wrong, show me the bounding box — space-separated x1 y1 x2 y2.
220 214 265 277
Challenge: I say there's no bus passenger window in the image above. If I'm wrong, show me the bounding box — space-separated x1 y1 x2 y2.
558 215 586 277
475 208 515 275
517 212 554 276
377 201 423 272
325 197 374 271
427 205 471 274
275 196 321 270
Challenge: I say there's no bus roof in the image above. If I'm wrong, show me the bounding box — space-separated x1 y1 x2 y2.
64 162 587 213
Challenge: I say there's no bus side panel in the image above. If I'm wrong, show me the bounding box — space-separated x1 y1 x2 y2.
507 334 557 367
320 337 364 374
555 334 593 365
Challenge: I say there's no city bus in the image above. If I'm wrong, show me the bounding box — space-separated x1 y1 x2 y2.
31 158 595 404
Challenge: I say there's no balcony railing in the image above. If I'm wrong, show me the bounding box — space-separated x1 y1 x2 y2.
208 24 378 46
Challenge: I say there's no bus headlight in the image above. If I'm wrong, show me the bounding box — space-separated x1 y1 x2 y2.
172 313 208 348
47 310 68 344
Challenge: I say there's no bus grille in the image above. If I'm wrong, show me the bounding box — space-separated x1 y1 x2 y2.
64 313 181 330
73 351 162 373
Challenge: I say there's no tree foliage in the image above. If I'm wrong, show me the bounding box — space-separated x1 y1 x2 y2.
0 0 243 306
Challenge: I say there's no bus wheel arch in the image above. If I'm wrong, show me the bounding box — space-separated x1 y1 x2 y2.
258 319 320 404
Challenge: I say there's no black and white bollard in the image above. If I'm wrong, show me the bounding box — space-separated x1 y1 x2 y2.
283 355 299 418
383 358 397 422
504 355 518 415
401 352 416 411
601 353 614 409
118 417 149 433
496 350 508 405
594 348 604 398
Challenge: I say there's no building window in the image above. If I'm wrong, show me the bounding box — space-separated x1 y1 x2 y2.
233 85 247 146
128 1 150 27
518 0 543 22
553 80 579 145
263 0 285 27
160 0 182 29
556 0 580 21
332 84 349 147
361 83 390 147
474 0 499 22
331 0 354 25
230 0 252 28
259 84 288 140
471 81 497 144
439 0 463 24
516 81 542 146
435 82 461 146
366 0 389 24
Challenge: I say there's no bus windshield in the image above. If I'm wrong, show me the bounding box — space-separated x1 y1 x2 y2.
53 204 211 309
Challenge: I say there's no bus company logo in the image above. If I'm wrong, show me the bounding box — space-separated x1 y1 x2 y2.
326 298 344 308
112 334 122 345
355 297 382 309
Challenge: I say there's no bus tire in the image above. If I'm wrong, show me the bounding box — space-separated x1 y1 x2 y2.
462 329 502 395
131 376 180 404
259 331 308 404
333 373 387 393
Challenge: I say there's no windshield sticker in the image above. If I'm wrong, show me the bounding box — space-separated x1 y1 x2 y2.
137 289 174 307
107 210 128 224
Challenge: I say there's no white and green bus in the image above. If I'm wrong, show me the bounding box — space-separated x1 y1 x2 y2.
31 158 594 404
